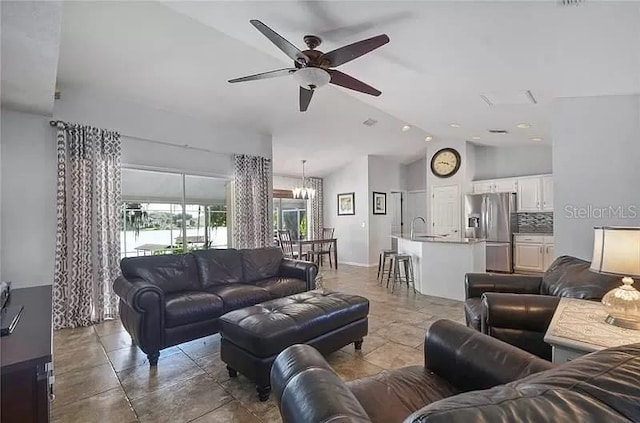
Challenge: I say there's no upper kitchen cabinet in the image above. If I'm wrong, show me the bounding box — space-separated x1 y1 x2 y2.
493 178 518 193
542 176 554 211
517 177 542 212
472 180 494 194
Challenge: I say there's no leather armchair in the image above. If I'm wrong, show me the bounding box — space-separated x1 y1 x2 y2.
465 255 621 360
272 320 553 423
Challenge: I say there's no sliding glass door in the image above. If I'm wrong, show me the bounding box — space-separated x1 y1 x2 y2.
273 198 307 240
121 168 229 258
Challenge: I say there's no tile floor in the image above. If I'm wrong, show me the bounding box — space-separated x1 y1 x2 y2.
51 265 465 423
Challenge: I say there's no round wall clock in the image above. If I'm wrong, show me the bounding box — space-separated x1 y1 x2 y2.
430 148 461 178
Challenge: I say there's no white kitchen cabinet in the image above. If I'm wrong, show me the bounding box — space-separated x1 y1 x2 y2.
517 178 542 212
493 178 518 193
472 181 494 194
514 235 554 273
542 176 554 211
543 244 555 270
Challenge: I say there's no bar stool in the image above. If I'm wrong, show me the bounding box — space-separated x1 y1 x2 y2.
377 249 396 284
388 254 416 294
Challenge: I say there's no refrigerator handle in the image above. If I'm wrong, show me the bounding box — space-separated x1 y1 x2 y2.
482 195 488 238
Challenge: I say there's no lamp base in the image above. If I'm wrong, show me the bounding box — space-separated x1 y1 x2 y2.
605 314 640 330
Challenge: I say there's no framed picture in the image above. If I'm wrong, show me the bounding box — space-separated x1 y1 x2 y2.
337 192 355 216
373 192 387 215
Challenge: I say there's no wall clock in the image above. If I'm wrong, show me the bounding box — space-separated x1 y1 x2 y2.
430 148 461 178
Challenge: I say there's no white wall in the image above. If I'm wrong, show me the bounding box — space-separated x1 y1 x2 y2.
323 156 370 266
273 175 300 191
553 95 640 260
473 145 552 180
1 109 57 287
53 88 272 177
368 156 402 264
401 157 426 191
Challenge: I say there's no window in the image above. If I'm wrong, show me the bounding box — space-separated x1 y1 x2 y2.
273 197 307 241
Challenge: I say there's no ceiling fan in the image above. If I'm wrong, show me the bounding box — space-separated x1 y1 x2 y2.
228 20 389 112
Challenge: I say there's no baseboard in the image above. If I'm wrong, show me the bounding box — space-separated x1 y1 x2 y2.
339 261 378 268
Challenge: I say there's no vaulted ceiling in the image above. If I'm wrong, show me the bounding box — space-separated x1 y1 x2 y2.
3 1 639 176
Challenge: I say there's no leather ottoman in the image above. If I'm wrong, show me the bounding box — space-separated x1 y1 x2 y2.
219 290 369 401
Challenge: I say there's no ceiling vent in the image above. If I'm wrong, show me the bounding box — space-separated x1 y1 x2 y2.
362 118 378 127
480 90 537 106
488 129 509 134
559 0 584 6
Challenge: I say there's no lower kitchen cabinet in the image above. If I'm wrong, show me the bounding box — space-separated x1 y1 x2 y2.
514 235 554 273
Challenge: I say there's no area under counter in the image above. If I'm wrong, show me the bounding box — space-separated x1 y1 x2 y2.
390 235 486 301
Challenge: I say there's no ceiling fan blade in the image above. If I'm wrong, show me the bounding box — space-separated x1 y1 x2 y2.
300 87 314 112
320 34 389 67
228 68 297 83
328 69 381 96
250 20 308 64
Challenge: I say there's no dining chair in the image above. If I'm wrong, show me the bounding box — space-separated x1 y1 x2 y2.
277 229 307 260
309 228 335 268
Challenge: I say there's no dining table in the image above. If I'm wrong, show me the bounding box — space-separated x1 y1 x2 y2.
294 238 338 270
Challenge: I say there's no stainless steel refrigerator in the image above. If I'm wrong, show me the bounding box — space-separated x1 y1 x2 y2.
465 193 516 273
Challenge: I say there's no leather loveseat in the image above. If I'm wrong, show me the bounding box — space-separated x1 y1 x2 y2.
464 255 621 360
113 247 317 365
271 319 640 423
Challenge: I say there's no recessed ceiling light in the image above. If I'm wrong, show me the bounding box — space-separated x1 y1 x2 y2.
516 123 532 129
424 136 433 142
531 137 543 141
449 123 461 128
402 125 411 132
471 136 481 140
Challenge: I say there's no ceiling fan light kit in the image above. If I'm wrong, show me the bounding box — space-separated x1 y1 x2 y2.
228 19 389 112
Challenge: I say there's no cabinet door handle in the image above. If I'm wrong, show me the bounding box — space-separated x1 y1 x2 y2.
540 246 543 255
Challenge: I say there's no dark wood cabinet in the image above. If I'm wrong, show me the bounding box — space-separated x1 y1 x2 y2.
1 286 53 423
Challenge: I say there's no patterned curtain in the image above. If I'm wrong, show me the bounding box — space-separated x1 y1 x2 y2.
233 154 272 249
308 177 324 239
53 122 122 329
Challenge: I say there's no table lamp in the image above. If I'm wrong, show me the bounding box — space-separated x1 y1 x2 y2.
590 226 640 329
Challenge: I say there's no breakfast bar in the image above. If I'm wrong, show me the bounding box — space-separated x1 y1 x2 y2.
391 234 486 301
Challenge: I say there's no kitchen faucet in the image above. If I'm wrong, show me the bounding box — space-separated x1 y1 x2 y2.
411 216 426 240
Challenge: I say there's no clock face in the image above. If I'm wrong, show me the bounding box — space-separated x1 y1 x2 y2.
431 148 461 178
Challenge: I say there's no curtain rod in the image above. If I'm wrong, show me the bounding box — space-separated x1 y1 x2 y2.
49 120 215 153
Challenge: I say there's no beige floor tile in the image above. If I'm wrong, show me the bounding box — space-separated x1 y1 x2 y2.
376 322 426 348
53 326 98 349
178 333 221 359
221 374 278 415
53 363 120 409
193 351 232 383
191 400 259 423
54 340 110 375
117 351 204 400
132 374 232 423
100 330 135 352
364 342 425 370
51 387 137 423
107 345 181 372
94 319 126 338
326 351 384 382
339 333 388 357
260 406 284 423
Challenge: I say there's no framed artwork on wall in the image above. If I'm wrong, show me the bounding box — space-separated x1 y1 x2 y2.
373 192 387 215
337 192 355 215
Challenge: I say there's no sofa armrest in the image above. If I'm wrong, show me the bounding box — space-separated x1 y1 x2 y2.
465 273 542 299
271 344 372 423
482 293 559 333
279 259 318 291
425 320 553 392
113 275 165 354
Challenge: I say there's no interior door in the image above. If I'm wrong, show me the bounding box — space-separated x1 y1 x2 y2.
389 191 403 234
430 185 460 236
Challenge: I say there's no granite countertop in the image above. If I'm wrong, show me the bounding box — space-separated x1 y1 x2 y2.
391 233 486 245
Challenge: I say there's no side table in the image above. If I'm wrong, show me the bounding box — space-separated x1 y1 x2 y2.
544 297 640 364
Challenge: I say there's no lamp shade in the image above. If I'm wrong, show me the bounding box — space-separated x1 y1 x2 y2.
591 226 640 277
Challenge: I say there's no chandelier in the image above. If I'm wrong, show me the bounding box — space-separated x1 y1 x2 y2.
293 160 316 200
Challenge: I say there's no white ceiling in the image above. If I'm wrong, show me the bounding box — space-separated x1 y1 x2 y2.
4 1 640 176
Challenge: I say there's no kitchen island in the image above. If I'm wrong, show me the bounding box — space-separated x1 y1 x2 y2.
391 234 486 301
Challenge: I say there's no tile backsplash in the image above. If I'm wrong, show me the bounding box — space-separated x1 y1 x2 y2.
516 212 553 233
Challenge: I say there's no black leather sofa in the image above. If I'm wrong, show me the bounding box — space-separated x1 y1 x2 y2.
464 255 621 360
271 319 640 423
113 247 317 365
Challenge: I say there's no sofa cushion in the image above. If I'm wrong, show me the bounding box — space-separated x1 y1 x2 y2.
347 366 459 423
191 249 244 288
254 277 307 298
120 254 200 294
405 344 640 423
541 255 621 299
239 247 284 283
207 284 273 312
164 291 225 328
463 298 482 331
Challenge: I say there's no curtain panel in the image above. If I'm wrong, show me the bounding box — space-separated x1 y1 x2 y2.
232 154 272 249
53 122 122 329
308 177 324 240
